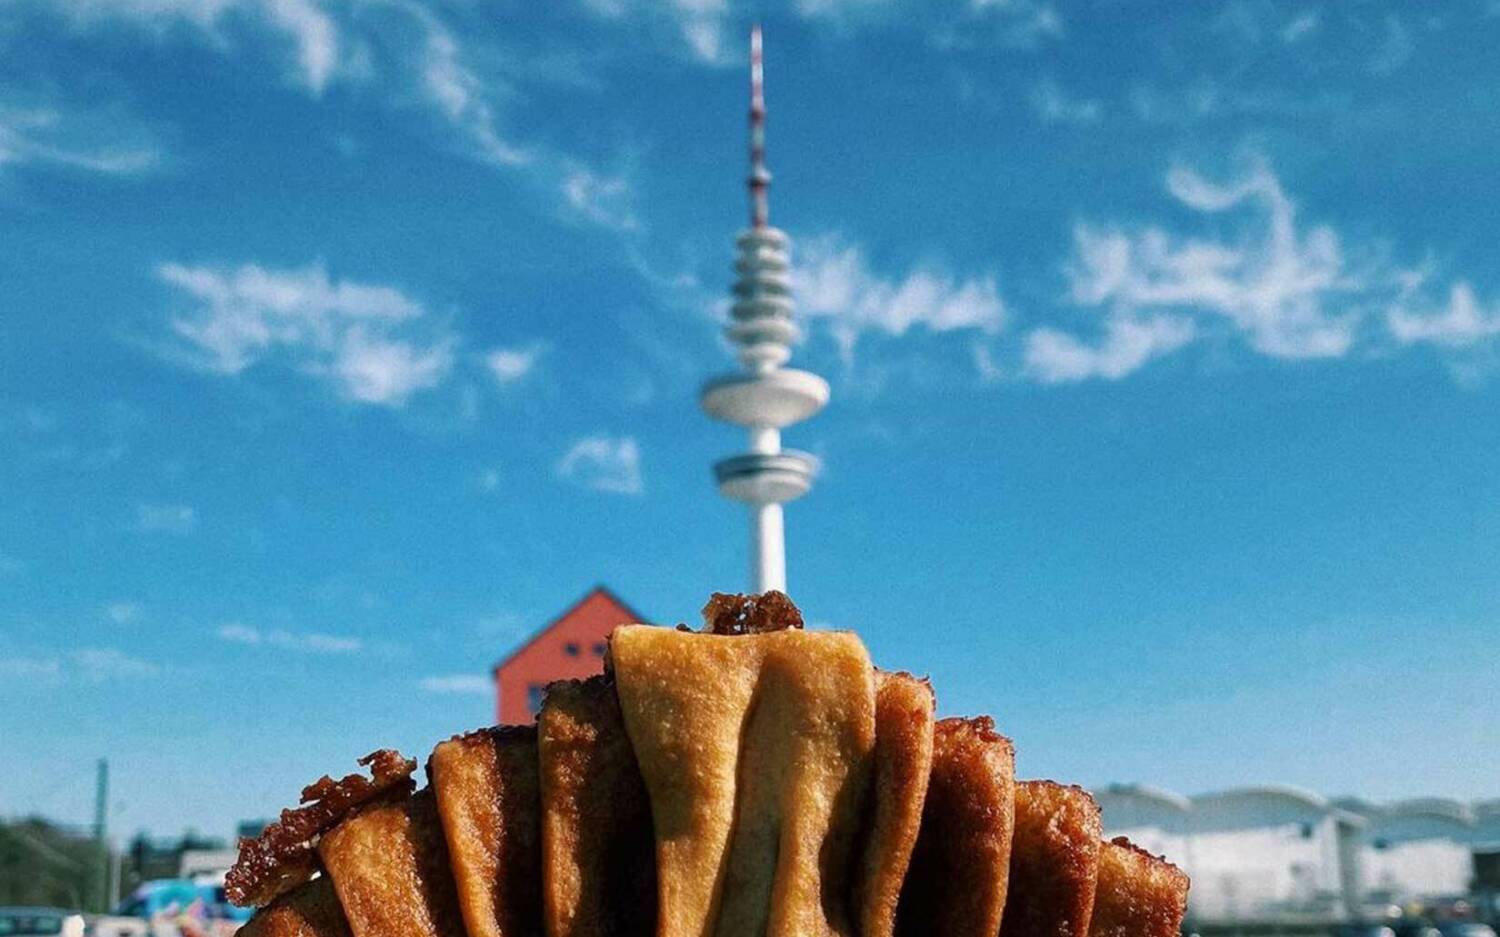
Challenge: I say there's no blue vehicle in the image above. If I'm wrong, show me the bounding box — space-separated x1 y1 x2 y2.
89 880 249 937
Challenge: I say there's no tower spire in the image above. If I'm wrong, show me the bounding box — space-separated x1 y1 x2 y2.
748 23 769 229
700 26 830 595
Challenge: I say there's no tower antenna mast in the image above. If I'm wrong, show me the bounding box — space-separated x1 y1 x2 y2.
701 25 829 594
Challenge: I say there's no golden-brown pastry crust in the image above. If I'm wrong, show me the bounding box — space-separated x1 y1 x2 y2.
226 750 416 907
895 716 1016 937
537 676 656 937
1000 781 1103 937
318 789 467 937
429 725 543 937
855 671 935 937
1088 837 1189 937
611 624 877 937
237 877 352 937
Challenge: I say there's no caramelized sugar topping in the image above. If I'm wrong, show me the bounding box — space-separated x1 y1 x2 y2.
700 590 804 635
226 750 417 907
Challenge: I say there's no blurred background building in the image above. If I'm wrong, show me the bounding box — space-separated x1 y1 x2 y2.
1098 784 1500 926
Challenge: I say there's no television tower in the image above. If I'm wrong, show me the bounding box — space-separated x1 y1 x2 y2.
701 25 829 594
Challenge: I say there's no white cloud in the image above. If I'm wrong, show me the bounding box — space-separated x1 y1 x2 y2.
477 467 502 493
581 0 731 64
795 236 1006 363
333 327 453 405
157 261 455 406
217 622 362 654
1063 159 1363 363
73 647 160 681
57 0 338 92
0 647 158 683
484 345 542 384
1281 10 1320 44
136 502 197 535
406 4 529 166
105 601 142 624
0 103 159 176
1388 283 1500 348
419 674 492 695
1030 79 1101 125
557 436 643 495
1024 314 1196 383
561 167 638 231
934 0 1063 49
0 654 63 682
265 0 339 92
1368 14 1414 75
49 0 537 167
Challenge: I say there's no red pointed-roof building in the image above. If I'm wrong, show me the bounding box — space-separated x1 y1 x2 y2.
491 586 648 724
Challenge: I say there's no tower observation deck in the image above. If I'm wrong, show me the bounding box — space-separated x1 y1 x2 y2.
700 25 829 594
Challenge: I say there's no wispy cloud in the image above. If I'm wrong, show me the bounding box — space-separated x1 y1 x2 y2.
1030 79 1101 125
45 0 529 168
581 0 732 65
1367 14 1414 75
476 467 502 493
105 601 142 624
1059 159 1364 367
1388 284 1500 349
933 0 1063 50
418 674 491 695
74 648 160 681
484 344 543 384
795 236 1005 364
55 0 339 93
561 167 639 231
217 622 362 654
1032 158 1500 383
1025 314 1196 383
157 261 455 406
136 502 197 535
3 647 159 684
1281 10 1320 44
557 435 643 495
0 654 62 681
402 3 528 166
0 102 159 176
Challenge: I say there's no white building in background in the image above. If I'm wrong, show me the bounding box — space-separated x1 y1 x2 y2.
1352 799 1479 902
1097 785 1495 922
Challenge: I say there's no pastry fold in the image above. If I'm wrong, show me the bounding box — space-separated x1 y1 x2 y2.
855 671 935 937
237 877 352 937
429 725 543 937
1087 837 1190 937
319 789 467 937
1000 781 1102 937
895 716 1016 937
538 675 657 937
610 624 877 937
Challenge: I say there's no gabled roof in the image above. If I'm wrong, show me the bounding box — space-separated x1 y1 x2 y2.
490 584 649 675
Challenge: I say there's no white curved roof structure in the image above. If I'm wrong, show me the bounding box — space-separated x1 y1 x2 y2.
1095 783 1193 832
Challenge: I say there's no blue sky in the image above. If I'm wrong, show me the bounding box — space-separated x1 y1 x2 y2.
2 0 1497 841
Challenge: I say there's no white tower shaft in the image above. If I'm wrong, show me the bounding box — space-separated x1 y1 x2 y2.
700 25 829 596
751 502 786 593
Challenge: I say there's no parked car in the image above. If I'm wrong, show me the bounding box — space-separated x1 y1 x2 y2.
0 907 86 937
